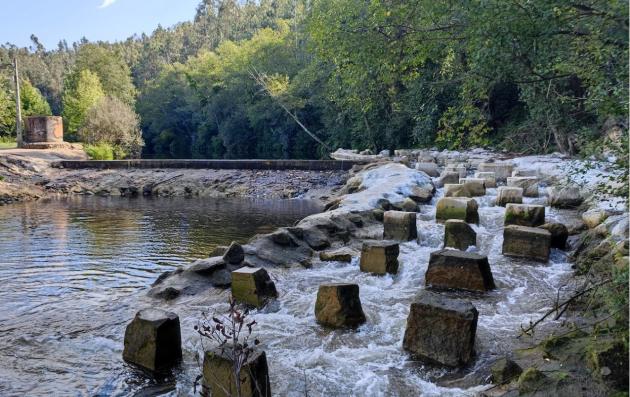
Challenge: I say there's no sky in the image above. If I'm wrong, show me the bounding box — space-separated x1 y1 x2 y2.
0 0 201 49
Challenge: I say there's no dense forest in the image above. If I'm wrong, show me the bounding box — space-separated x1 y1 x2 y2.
0 0 627 160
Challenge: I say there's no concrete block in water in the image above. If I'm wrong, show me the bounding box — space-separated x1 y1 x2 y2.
496 186 523 207
502 225 551 262
478 162 514 182
444 219 476 250
425 249 495 292
444 184 470 198
436 197 479 224
360 240 399 275
403 291 478 367
507 176 539 197
474 171 497 188
315 283 366 327
203 348 271 397
123 308 182 372
231 267 278 307
504 203 545 227
439 171 460 185
459 177 486 196
415 162 440 177
383 210 417 241
547 186 584 208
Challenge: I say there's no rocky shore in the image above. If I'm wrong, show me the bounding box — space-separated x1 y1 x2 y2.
0 148 347 205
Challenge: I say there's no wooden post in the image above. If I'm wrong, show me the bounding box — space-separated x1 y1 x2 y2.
13 57 22 147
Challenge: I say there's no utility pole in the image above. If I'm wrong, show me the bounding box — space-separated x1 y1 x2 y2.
13 57 22 147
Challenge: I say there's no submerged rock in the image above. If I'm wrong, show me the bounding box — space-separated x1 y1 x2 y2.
123 308 182 373
203 348 271 397
444 219 477 250
360 240 399 275
504 203 545 227
383 210 417 241
436 197 479 224
502 225 551 262
403 291 478 367
231 267 278 308
425 249 495 292
315 283 366 328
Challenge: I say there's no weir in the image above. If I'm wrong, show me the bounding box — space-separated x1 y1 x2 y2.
54 159 366 171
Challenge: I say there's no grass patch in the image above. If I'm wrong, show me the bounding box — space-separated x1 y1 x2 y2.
84 143 114 160
0 137 17 149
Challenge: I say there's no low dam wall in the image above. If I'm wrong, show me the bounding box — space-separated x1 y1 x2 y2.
54 159 366 171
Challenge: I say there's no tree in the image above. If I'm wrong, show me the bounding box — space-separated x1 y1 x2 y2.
78 96 144 158
62 69 105 134
20 79 51 116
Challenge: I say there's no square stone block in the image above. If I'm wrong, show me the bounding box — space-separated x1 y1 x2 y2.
315 283 366 328
231 267 278 308
425 249 495 292
383 210 417 241
504 203 545 227
436 197 479 224
502 225 551 262
360 240 399 275
203 348 271 397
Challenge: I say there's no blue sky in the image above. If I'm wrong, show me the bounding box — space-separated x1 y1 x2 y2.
0 0 201 49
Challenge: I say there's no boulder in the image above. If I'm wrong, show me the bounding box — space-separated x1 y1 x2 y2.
319 247 355 262
425 249 495 292
408 185 433 203
517 368 547 394
507 176 539 197
547 186 584 208
383 211 417 241
315 283 366 328
582 209 608 229
444 219 476 250
203 348 271 397
401 197 419 212
439 171 461 185
231 267 278 307
223 242 245 264
491 357 523 384
502 225 551 262
415 162 440 177
360 240 399 275
474 171 497 188
444 183 470 198
459 178 486 196
372 208 384 221
436 197 479 224
504 203 545 227
496 186 523 207
402 291 478 367
477 162 514 182
123 308 182 373
540 222 568 249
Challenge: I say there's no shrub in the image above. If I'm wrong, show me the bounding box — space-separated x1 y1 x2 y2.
78 96 143 158
84 143 114 160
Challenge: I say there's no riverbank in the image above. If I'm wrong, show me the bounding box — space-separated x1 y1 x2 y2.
0 148 348 206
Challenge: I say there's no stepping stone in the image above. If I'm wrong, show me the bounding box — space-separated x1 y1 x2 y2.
540 222 568 249
360 241 399 275
315 283 366 328
547 186 583 208
443 219 477 250
403 291 478 367
474 171 497 188
502 225 551 262
496 186 523 207
383 210 417 241
445 163 467 178
504 203 545 227
231 267 278 308
203 348 271 397
439 170 461 185
436 197 479 224
459 178 486 196
319 247 355 262
507 176 539 197
425 249 495 292
478 162 514 182
123 308 182 373
444 183 470 198
512 168 537 177
415 162 440 177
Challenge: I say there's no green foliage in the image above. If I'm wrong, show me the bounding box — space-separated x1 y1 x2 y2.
20 79 51 116
436 105 491 150
78 96 143 158
62 69 105 135
84 143 114 160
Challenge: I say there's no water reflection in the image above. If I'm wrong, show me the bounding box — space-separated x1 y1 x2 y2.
0 196 321 396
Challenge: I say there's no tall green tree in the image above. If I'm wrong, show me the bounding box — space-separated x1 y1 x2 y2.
62 69 105 134
20 79 51 116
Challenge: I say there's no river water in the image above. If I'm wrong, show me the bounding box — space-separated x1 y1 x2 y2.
0 192 579 396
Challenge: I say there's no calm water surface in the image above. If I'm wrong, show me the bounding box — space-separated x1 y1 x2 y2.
0 196 321 396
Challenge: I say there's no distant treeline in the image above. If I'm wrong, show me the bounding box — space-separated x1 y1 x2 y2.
0 0 627 159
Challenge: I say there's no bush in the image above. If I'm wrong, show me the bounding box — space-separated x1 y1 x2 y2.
84 143 114 160
78 96 143 158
